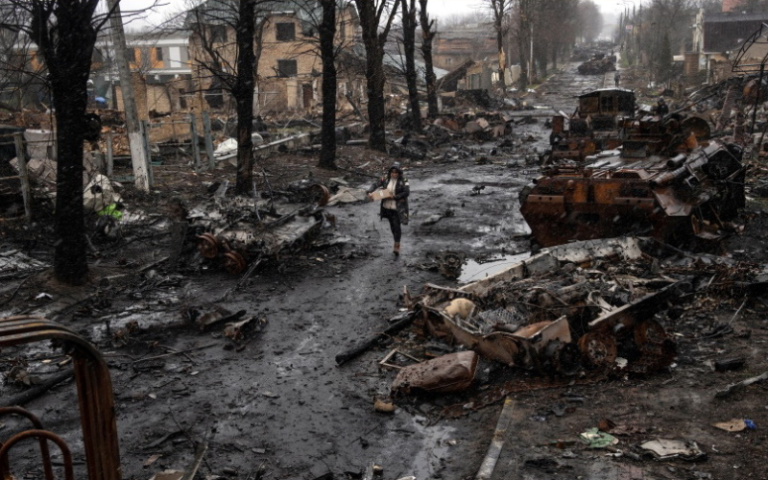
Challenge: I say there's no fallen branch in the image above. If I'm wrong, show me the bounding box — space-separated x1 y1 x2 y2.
180 435 209 480
715 370 768 399
335 311 416 366
0 369 74 407
132 343 218 364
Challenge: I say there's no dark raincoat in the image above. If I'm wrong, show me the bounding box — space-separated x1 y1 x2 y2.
368 166 410 225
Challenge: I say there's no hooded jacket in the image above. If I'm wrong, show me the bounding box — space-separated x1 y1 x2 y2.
368 165 410 225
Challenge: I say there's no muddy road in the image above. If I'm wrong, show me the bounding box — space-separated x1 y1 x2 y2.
9 63 764 480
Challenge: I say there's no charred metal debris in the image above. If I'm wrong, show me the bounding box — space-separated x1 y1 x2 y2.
343 237 767 408
523 87 747 248
189 182 332 274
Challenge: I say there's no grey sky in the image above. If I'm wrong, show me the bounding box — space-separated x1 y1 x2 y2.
125 0 636 30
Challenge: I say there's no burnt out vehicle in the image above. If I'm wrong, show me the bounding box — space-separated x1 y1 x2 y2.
520 139 746 248
548 88 636 163
190 184 331 274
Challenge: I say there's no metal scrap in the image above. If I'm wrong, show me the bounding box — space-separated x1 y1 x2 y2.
188 186 330 274
414 238 682 377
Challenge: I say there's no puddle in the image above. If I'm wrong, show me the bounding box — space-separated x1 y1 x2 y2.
408 415 457 479
458 252 531 284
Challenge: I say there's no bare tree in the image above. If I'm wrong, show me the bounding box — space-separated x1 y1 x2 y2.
2 0 113 285
418 0 438 118
435 11 489 28
577 0 602 44
485 0 513 90
400 0 421 132
282 0 355 169
353 0 397 152
318 0 338 169
512 0 533 89
0 6 46 112
188 0 269 195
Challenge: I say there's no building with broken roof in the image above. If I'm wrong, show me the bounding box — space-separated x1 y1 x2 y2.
687 8 768 84
432 25 500 71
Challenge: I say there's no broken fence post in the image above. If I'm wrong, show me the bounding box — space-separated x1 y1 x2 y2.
476 397 515 480
202 111 215 171
106 131 114 177
190 113 201 172
140 120 154 187
13 133 32 223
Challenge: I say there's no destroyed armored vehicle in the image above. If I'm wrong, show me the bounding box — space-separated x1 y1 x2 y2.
189 184 331 274
549 88 636 163
577 54 617 75
520 139 746 248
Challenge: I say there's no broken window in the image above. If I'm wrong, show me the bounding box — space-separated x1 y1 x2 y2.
210 25 227 43
277 59 297 77
276 23 296 42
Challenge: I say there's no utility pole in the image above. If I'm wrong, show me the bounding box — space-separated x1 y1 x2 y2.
106 0 150 191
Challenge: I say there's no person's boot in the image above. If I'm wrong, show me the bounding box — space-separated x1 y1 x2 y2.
393 242 400 255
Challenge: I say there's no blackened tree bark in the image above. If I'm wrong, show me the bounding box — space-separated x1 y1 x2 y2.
29 0 101 285
418 0 438 118
486 0 512 91
400 0 421 133
513 0 533 90
318 0 337 169
353 0 396 152
189 0 267 196
234 0 256 194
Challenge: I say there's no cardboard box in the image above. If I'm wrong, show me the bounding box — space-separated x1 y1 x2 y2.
370 189 393 201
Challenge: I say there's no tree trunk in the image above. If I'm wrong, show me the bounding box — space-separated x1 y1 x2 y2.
318 0 337 169
496 25 506 90
418 0 438 118
354 0 395 153
40 1 99 285
52 89 89 284
234 0 256 195
401 0 422 133
366 48 387 152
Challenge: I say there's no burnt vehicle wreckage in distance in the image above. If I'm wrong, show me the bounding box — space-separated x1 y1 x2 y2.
522 88 746 248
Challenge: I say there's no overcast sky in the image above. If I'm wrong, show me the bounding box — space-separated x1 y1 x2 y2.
427 0 637 18
125 0 636 30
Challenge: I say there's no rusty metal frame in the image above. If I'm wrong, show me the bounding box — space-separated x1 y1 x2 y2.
0 407 55 480
0 429 74 480
0 316 121 480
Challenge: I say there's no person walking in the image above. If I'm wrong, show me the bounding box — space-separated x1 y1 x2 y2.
367 163 410 255
614 70 621 87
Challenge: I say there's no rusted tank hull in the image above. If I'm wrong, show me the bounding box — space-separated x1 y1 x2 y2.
521 141 745 248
